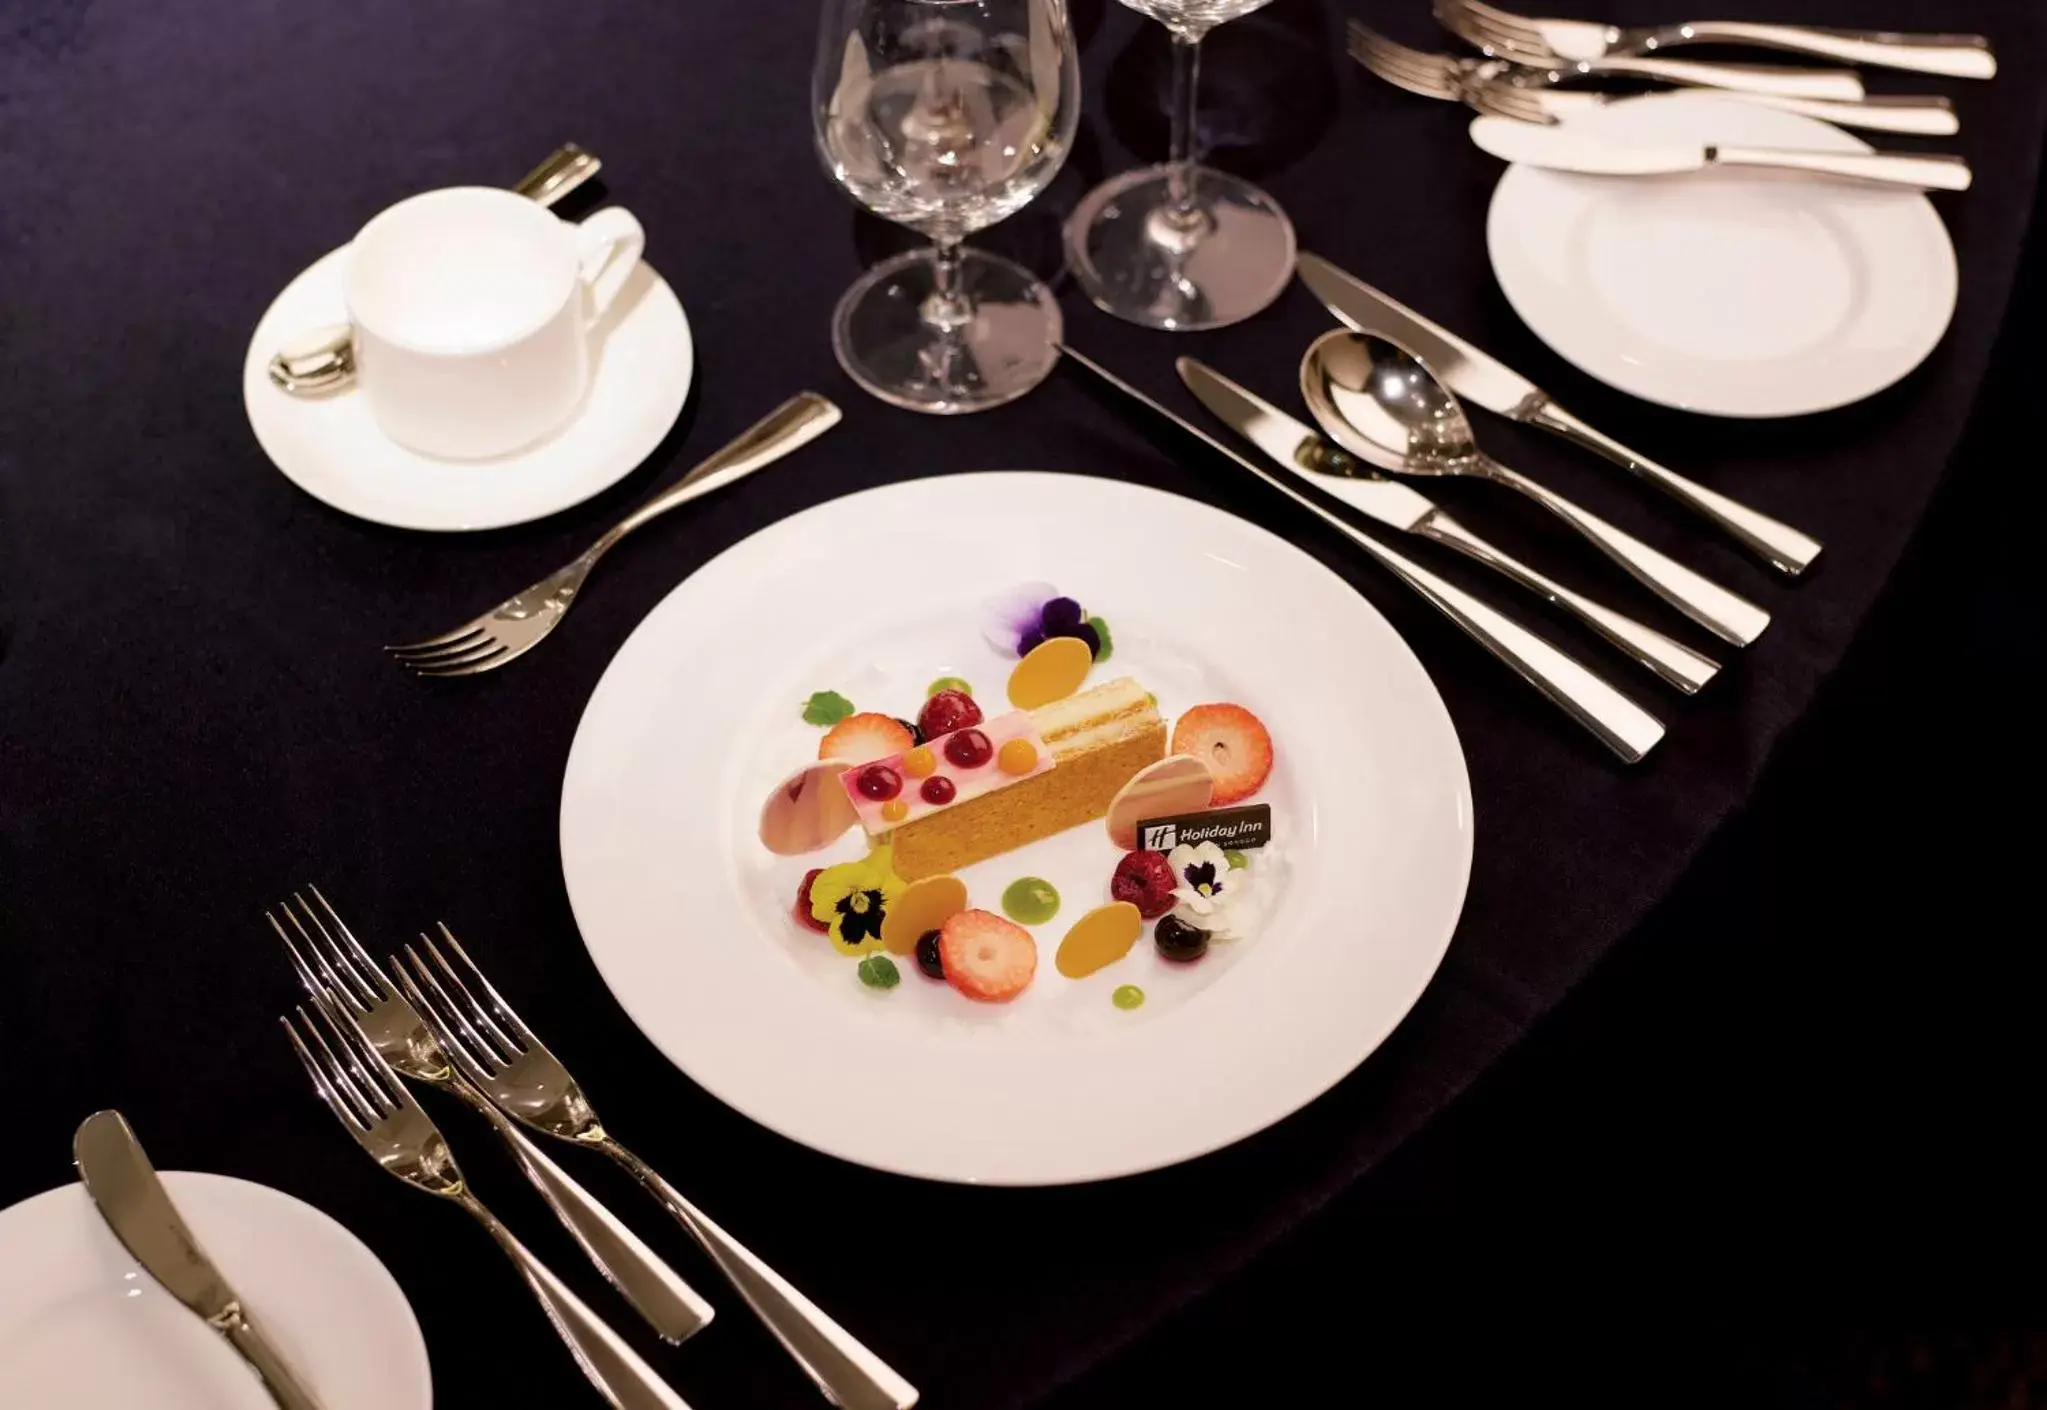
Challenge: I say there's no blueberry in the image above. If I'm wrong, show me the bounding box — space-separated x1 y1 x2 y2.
1039 597 1084 633
897 716 925 745
1154 915 1209 963
1070 622 1101 657
915 931 945 979
1017 628 1045 657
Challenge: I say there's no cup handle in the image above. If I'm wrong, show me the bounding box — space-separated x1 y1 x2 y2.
573 207 645 322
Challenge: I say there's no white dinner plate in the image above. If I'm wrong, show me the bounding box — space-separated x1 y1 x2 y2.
242 245 693 531
1487 93 1959 418
0 1172 431 1410
560 473 1474 1185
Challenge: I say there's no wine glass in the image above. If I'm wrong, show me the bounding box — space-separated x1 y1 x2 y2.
814 0 1080 413
1063 0 1296 331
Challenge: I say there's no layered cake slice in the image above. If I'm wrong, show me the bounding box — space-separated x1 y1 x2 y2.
841 677 1166 881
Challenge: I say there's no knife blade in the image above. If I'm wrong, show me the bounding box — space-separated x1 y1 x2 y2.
75 1111 323 1410
1176 359 1439 535
1467 114 1971 191
1294 252 1824 575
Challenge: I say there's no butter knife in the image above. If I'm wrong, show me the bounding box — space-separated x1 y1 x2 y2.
1060 343 1664 763
1178 358 1718 693
1296 252 1822 576
74 1110 322 1410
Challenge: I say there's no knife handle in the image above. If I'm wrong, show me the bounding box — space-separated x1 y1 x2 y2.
1416 511 1720 694
1547 91 1957 138
1716 144 1972 192
1479 457 1770 646
221 1311 324 1410
1340 517 1666 762
1674 23 1994 81
1527 403 1823 576
1589 55 1864 101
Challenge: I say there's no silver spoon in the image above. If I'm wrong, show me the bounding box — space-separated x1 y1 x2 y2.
1301 329 1769 647
266 144 602 396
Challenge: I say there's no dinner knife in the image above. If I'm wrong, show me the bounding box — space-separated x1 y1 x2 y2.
1058 343 1664 763
1178 358 1718 693
1294 252 1823 576
74 1111 322 1410
1468 114 1973 192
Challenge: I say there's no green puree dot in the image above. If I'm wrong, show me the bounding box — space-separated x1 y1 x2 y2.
926 676 973 697
1001 876 1060 926
1225 850 1249 870
1112 985 1145 1011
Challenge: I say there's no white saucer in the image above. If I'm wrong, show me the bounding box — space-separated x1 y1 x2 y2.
0 1172 431 1410
1487 93 1958 418
243 245 693 530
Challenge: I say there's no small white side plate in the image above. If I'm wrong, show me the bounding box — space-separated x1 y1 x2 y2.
1487 93 1959 418
0 1172 431 1410
243 245 693 531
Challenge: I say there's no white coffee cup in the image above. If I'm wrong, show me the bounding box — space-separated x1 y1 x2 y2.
343 186 644 460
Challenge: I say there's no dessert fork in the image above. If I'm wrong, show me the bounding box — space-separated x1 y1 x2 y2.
281 998 695 1410
1347 21 1960 136
270 886 712 1343
1437 0 1994 80
386 391 841 677
395 926 920 1410
1434 0 1868 100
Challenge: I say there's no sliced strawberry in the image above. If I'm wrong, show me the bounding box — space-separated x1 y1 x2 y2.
938 909 1037 1003
1170 703 1273 805
793 869 830 933
818 712 915 763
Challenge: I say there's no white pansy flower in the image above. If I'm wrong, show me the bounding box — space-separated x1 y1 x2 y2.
1167 841 1233 918
1170 842 1285 942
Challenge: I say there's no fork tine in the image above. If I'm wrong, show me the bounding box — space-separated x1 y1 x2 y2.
279 900 376 1011
1349 23 1454 82
302 885 397 1001
409 646 516 679
432 924 543 1050
390 635 503 668
295 1002 386 1126
309 990 403 1118
1471 81 1556 123
282 1013 369 1132
1438 0 1544 55
419 928 525 1054
1351 42 1457 96
383 624 486 655
390 954 494 1082
402 941 515 1072
270 911 335 1003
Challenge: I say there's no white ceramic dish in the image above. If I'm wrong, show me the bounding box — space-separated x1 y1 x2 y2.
559 473 1474 1185
243 245 692 531
1487 93 1958 418
0 1172 431 1410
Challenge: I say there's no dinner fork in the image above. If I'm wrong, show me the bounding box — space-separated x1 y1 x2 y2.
1437 0 1994 80
386 391 842 677
395 926 920 1410
1347 22 1960 135
270 887 713 1344
281 998 696 1410
1435 0 1868 100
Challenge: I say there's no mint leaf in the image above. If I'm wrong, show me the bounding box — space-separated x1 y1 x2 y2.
1087 616 1113 662
857 955 901 990
802 690 855 727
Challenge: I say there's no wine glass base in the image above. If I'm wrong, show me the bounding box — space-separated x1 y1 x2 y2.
830 246 1063 414
1063 163 1297 332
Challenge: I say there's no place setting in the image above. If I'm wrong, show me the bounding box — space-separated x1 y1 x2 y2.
2 0 2015 1405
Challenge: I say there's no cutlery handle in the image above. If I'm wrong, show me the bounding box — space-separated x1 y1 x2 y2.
1416 511 1719 693
460 1194 696 1410
1675 23 1995 80
1716 144 1972 192
605 1141 919 1410
467 1087 714 1344
1481 459 1770 646
588 393 844 560
1654 91 1957 137
222 1314 324 1410
1592 55 1864 100
514 144 603 206
1527 402 1823 575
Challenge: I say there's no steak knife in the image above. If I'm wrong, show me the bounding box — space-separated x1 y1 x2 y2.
74 1111 322 1410
1178 358 1718 693
1295 252 1822 575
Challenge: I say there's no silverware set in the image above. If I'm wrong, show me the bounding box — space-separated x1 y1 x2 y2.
274 888 918 1410
1350 2 1990 186
1063 244 1840 763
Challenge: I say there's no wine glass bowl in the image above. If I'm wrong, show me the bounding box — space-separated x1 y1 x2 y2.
1064 0 1296 331
815 0 1080 413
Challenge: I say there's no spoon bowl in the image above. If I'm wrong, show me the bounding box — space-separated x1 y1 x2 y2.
1299 328 1484 475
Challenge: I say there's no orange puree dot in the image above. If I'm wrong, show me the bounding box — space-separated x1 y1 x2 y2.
998 738 1038 775
901 746 936 779
880 799 908 823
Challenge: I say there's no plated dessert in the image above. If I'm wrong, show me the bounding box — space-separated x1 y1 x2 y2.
758 586 1285 1009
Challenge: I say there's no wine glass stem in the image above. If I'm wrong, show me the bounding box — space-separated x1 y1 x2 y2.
1164 31 1204 221
923 237 972 332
